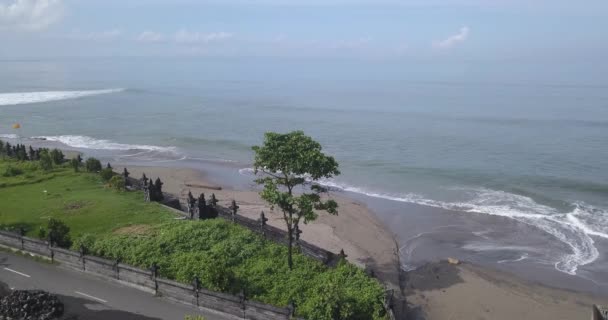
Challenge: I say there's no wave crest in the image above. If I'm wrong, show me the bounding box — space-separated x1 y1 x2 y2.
34 135 176 153
239 167 607 275
0 89 125 106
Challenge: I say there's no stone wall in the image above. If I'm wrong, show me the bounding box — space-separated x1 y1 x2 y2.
0 230 294 320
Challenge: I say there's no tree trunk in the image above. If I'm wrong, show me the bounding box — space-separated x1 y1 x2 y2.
287 226 293 270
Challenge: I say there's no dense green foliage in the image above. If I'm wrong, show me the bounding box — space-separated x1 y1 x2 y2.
70 158 80 172
0 153 387 320
108 175 125 191
46 218 72 248
87 221 386 319
49 149 65 165
99 167 114 181
3 165 23 177
252 131 340 269
39 152 53 171
85 157 102 172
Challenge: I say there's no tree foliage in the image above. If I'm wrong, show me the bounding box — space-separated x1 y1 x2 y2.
252 131 340 269
85 158 102 172
47 218 71 248
39 151 53 171
87 220 386 319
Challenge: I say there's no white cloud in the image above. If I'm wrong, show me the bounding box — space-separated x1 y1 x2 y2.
433 26 469 49
0 0 64 31
174 29 233 44
137 31 164 42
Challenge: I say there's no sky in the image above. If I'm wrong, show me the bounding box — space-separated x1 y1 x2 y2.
1 0 607 64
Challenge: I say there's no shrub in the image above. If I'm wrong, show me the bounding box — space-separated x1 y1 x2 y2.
49 149 65 165
39 153 53 171
85 158 102 172
108 175 125 191
88 220 386 319
71 234 96 251
99 168 114 182
47 218 71 248
70 158 80 172
2 165 23 177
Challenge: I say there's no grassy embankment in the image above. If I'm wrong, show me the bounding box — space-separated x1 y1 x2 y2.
0 157 388 320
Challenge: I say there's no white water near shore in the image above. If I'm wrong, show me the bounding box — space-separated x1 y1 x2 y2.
2 131 606 277
0 89 124 106
239 167 608 275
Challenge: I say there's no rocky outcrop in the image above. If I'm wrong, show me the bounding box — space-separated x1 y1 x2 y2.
0 290 64 320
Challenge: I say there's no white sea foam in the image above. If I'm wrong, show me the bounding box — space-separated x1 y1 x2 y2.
33 135 176 153
239 167 607 275
0 89 125 106
0 134 19 139
497 253 529 264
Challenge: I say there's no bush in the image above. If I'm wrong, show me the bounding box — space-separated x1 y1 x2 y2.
108 175 125 191
2 165 23 177
100 168 114 182
70 158 80 172
39 153 53 171
49 149 65 165
47 218 71 248
85 158 102 172
88 220 387 319
71 234 96 251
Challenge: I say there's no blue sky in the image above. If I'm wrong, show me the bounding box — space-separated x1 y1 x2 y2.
1 0 607 63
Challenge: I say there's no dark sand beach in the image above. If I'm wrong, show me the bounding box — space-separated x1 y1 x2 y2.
116 163 608 320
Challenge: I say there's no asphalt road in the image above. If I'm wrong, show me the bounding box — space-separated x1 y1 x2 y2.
0 251 235 320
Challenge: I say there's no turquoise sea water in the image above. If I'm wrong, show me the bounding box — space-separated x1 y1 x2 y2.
1 58 607 289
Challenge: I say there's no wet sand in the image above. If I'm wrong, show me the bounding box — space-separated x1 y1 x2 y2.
405 260 605 320
115 164 403 296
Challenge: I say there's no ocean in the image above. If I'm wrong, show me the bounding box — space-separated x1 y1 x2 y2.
1 57 607 293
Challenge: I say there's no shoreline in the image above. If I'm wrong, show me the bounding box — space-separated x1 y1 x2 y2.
4 138 607 319
114 164 404 294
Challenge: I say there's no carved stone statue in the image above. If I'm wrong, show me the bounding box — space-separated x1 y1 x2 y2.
197 193 206 219
229 199 239 222
187 191 197 219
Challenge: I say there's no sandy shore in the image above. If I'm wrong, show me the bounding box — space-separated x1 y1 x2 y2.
116 165 403 293
405 260 605 320
115 163 608 320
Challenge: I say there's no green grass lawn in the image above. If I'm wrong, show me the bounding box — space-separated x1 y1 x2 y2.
0 156 388 319
0 158 174 238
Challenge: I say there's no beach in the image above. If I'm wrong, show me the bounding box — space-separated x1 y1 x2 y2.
115 165 403 294
405 260 605 320
115 163 608 320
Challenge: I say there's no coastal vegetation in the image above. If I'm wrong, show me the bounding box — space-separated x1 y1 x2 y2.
252 131 340 270
0 139 388 319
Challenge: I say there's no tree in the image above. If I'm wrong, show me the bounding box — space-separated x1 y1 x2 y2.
49 149 64 165
252 131 340 269
109 175 125 191
70 158 80 172
47 218 71 248
28 146 36 160
85 157 102 172
39 152 53 171
100 168 114 181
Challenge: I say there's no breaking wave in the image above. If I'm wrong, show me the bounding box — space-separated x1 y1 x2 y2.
33 135 177 153
239 167 607 275
0 89 125 106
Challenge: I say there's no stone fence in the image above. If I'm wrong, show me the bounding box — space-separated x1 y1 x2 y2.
0 230 296 320
125 175 339 266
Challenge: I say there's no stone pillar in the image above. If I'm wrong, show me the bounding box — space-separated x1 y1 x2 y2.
229 199 239 223
259 211 268 237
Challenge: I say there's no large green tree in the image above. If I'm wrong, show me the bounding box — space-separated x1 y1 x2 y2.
252 131 340 269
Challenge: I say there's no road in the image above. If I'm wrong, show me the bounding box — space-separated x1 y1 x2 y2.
0 251 235 320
